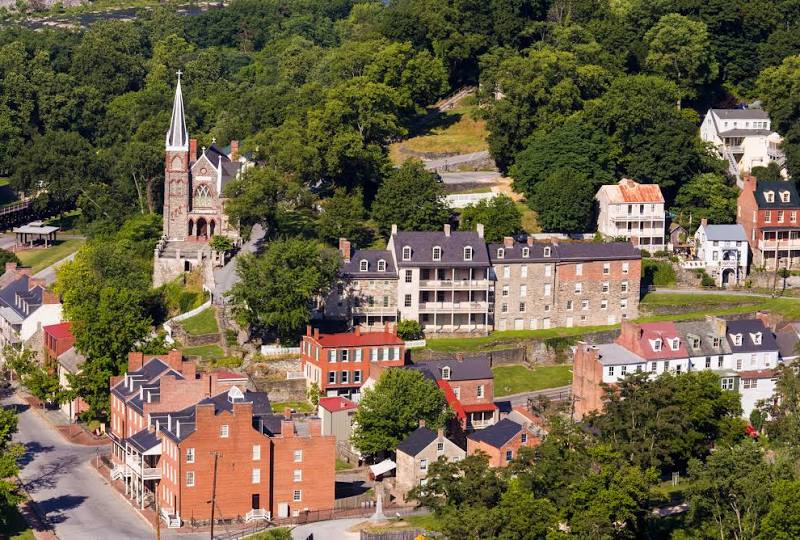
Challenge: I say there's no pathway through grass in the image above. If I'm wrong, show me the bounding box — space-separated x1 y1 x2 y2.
17 238 84 273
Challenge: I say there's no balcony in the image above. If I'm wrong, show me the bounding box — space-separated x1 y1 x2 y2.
758 238 800 251
419 279 491 289
725 145 744 154
418 301 489 313
125 455 161 479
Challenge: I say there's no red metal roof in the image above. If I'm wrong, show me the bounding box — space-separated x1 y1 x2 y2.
619 321 688 360
462 403 497 413
311 331 404 348
737 369 776 379
43 322 72 340
319 396 358 413
616 178 665 203
436 380 466 421
213 369 248 381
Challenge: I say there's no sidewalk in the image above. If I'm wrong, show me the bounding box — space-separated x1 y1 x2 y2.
21 392 109 447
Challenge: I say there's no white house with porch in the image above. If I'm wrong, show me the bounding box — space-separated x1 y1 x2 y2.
693 221 749 287
700 108 786 186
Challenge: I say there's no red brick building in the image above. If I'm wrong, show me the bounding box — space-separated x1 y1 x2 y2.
738 176 800 270
300 325 405 400
43 322 74 367
109 352 335 526
466 418 540 467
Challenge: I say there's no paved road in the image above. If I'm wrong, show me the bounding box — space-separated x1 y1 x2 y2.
291 517 363 540
439 171 501 184
4 391 207 540
32 251 78 285
496 385 572 408
212 223 266 301
424 150 491 171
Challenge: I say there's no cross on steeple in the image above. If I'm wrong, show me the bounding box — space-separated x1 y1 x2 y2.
211 137 216 144
176 70 183 81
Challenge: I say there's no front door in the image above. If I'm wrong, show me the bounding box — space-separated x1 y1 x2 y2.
252 493 260 510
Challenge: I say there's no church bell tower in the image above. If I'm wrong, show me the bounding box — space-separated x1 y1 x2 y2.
164 72 190 241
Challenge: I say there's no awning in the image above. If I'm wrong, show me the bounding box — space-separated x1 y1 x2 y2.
369 459 396 477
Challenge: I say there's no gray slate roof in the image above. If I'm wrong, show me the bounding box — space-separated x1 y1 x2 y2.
725 320 778 353
57 347 86 373
396 426 437 456
776 323 800 359
718 128 772 137
712 108 770 120
487 240 640 264
341 250 397 278
675 320 732 356
487 242 554 263
468 418 523 448
393 231 489 268
702 224 747 242
755 181 799 210
593 343 645 366
409 356 493 381
128 429 161 452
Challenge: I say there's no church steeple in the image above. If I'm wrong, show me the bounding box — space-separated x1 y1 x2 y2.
165 71 188 151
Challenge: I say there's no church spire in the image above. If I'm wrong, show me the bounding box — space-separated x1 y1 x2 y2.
166 71 188 151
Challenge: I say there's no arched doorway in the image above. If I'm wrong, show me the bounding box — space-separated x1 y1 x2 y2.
721 268 735 287
187 219 194 237
210 219 216 236
196 218 208 239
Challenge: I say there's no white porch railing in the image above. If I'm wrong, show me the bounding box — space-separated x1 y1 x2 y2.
245 508 270 522
125 455 161 479
261 344 301 357
160 507 181 528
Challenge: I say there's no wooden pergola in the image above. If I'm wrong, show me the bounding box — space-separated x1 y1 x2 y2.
13 221 59 248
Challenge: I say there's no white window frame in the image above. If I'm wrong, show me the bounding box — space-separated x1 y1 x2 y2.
293 490 302 502
432 246 442 261
294 450 303 462
402 246 411 260
377 259 386 272
293 469 302 482
252 468 261 484
360 260 368 272
463 247 473 261
253 444 261 460
186 471 195 487
496 248 504 259
220 425 229 438
186 448 195 463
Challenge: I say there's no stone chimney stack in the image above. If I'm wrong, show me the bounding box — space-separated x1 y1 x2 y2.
444 224 451 237
503 237 514 248
230 140 239 160
476 223 484 238
189 138 198 161
527 236 534 246
338 238 351 262
418 419 426 428
701 218 708 228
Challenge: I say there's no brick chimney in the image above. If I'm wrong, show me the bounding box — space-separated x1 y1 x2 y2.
701 218 708 228
42 290 60 305
28 278 46 290
189 138 198 161
527 236 534 246
166 349 183 372
314 328 320 339
182 360 196 381
309 417 321 436
4 262 17 274
338 238 351 262
437 427 444 439
128 352 145 372
617 320 640 352
284 407 292 420
444 224 451 237
281 419 295 437
756 311 774 330
355 326 361 336
306 325 312 337
456 353 464 362
503 237 514 248
230 140 239 160
741 174 757 192
418 419 426 428
391 224 398 235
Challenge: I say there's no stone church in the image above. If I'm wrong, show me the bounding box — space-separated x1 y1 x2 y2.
154 75 244 287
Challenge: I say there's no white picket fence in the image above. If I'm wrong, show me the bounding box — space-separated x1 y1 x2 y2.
404 339 427 349
163 296 213 344
445 192 498 209
260 344 301 357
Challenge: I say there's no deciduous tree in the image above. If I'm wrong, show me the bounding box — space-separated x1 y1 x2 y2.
459 195 522 242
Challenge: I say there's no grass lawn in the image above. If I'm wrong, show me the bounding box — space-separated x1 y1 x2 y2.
182 344 226 361
16 238 84 273
492 364 572 396
389 105 487 164
403 514 444 532
335 458 354 471
1 505 35 540
515 201 540 233
426 324 616 353
44 210 82 235
272 400 314 414
180 308 218 336
640 292 766 305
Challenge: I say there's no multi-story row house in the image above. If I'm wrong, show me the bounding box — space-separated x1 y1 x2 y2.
738 177 800 270
0 263 62 348
109 351 334 527
300 325 405 400
572 317 780 419
692 221 749 287
595 178 666 250
395 422 466 495
327 224 642 335
42 322 88 421
700 108 785 185
490 238 641 330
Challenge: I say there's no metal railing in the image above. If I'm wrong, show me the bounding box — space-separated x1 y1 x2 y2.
245 508 270 522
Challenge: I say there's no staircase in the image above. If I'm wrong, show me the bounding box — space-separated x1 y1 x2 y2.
722 146 743 188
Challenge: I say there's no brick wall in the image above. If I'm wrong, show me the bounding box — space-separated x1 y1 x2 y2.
467 430 538 468
448 377 493 407
572 344 606 419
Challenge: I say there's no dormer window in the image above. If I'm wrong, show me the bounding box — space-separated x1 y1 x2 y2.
690 337 700 349
522 247 529 258
432 246 442 261
463 247 473 261
543 247 551 258
669 338 680 351
780 191 790 203
751 332 762 345
402 246 411 261
496 248 504 259
765 191 775 203
377 259 386 272
732 333 743 346
360 260 369 272
712 337 721 348
652 339 662 352
441 366 451 380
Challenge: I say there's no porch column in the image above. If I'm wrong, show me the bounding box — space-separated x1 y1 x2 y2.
140 454 144 509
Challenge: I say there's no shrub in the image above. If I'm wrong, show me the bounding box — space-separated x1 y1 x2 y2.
640 248 651 257
397 319 424 340
653 250 671 258
700 273 715 287
642 259 676 288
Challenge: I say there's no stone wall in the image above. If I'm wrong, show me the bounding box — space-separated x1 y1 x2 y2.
255 379 307 403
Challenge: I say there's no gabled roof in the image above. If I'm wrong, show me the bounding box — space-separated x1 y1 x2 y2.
393 230 490 268
598 178 664 204
593 343 645 366
340 250 397 278
396 426 437 456
197 389 272 416
44 322 72 340
128 428 161 453
468 418 523 448
487 241 554 263
675 320 732 357
755 181 800 210
725 319 778 353
711 108 769 120
556 241 641 261
700 224 747 242
57 346 86 373
408 356 493 382
310 330 404 348
318 396 357 413
618 322 688 360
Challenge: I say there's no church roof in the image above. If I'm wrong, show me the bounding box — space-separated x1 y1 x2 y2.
166 76 188 151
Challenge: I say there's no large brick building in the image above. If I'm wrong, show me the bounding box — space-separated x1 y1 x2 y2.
300 325 405 400
737 176 800 270
109 352 334 526
466 418 540 467
326 225 642 334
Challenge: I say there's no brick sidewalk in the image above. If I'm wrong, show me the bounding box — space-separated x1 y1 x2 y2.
22 393 110 447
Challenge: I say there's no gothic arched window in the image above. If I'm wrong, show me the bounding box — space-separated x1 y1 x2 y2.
193 184 212 208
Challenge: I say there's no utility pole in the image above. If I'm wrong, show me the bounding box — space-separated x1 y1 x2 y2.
209 451 220 540
155 480 161 540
